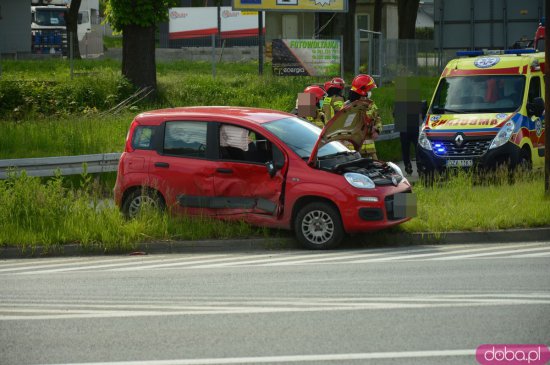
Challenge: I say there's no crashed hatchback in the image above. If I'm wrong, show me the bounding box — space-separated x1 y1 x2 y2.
114 101 416 249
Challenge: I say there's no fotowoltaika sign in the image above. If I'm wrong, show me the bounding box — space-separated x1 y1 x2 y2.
168 7 264 40
272 39 341 77
232 0 347 12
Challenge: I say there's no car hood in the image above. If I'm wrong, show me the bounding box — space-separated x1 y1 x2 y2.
425 112 513 131
307 100 371 165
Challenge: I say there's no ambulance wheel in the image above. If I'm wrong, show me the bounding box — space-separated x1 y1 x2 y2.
517 148 532 171
294 202 344 250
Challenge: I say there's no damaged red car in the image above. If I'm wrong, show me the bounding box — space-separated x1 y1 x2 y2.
114 101 416 249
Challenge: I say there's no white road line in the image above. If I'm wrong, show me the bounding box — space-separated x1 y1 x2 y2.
343 243 546 263
33 349 476 365
0 256 156 273
2 299 549 321
111 254 270 271
0 257 91 268
11 256 214 275
431 246 550 261
506 251 550 258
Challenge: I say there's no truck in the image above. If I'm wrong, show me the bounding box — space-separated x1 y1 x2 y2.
30 0 99 55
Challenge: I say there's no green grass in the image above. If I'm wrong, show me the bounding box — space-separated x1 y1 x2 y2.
103 36 122 49
0 172 267 252
0 59 438 159
1 170 547 251
402 170 550 233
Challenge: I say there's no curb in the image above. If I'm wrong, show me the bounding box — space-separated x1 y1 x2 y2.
1 227 549 259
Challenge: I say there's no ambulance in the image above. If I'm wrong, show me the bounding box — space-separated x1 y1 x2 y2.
417 49 545 174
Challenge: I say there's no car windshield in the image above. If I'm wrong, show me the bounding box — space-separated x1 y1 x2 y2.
263 117 350 159
34 9 67 26
431 75 525 114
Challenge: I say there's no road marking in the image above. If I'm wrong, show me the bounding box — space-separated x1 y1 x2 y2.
111 254 270 271
0 256 154 273
34 349 477 364
12 256 211 275
1 297 549 321
506 251 550 258
344 242 546 263
431 245 550 261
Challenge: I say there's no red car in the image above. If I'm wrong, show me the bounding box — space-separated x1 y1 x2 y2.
114 101 416 249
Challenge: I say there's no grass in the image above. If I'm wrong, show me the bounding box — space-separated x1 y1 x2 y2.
402 170 550 233
1 169 547 252
0 59 437 159
0 172 267 252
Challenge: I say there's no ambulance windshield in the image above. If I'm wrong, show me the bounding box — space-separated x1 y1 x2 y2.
431 75 525 114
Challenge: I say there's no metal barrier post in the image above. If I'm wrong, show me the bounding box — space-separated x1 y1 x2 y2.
340 35 344 79
378 34 383 87
354 29 360 75
211 34 216 78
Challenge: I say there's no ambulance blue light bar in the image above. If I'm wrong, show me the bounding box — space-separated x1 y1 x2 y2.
456 49 537 57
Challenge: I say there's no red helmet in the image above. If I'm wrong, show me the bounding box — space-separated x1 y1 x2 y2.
303 85 326 103
324 77 346 91
350 74 377 96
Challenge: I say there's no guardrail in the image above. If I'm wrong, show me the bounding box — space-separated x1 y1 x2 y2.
0 153 121 179
0 124 399 179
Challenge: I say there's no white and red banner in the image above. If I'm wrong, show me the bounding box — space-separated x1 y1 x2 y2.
168 7 264 40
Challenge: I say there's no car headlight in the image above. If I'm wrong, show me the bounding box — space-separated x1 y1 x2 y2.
418 130 432 151
344 172 375 189
386 161 404 178
489 120 515 150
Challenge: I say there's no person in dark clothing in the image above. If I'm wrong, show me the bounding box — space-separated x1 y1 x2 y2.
394 77 424 175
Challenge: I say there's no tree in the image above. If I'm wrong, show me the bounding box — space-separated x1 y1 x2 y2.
105 0 178 93
397 0 420 39
373 0 382 33
332 0 357 73
65 0 82 59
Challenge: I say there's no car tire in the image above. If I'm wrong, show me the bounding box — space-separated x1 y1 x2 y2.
517 148 532 171
294 202 344 250
122 188 164 219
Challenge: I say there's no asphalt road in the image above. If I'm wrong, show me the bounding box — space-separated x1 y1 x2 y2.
1 241 549 365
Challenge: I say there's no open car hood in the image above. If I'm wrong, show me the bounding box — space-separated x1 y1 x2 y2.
307 100 371 166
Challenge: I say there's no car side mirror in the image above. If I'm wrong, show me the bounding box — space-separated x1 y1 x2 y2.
273 145 285 170
529 97 545 117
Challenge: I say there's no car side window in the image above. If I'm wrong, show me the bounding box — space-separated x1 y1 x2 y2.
132 126 156 150
528 76 541 103
164 121 207 158
218 124 276 164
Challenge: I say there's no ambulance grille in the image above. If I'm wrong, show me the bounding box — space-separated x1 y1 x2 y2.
431 139 492 157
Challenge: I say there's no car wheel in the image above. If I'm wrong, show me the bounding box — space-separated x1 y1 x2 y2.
294 202 344 250
122 189 164 219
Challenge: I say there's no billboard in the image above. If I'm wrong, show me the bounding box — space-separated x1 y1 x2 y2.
272 39 340 76
232 0 347 12
168 7 264 40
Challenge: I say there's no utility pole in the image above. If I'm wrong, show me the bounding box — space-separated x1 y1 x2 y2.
546 4 550 195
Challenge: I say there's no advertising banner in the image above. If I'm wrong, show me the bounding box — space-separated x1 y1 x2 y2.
232 0 347 12
168 7 264 40
272 39 340 76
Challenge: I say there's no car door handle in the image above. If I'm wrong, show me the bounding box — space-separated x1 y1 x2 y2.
155 162 170 168
216 168 233 174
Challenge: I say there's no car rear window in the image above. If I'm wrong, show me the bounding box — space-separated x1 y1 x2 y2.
164 121 207 158
132 126 156 150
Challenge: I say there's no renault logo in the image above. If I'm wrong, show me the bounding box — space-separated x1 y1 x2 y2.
454 134 464 147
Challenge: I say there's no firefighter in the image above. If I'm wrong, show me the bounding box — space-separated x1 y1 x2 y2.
302 85 327 128
347 74 382 159
322 77 346 120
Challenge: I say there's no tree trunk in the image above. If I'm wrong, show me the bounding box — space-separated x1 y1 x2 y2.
334 0 356 73
373 0 382 33
397 0 419 39
65 0 81 59
122 24 157 92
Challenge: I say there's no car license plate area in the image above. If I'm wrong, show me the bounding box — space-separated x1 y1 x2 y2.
392 193 417 219
446 159 473 167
